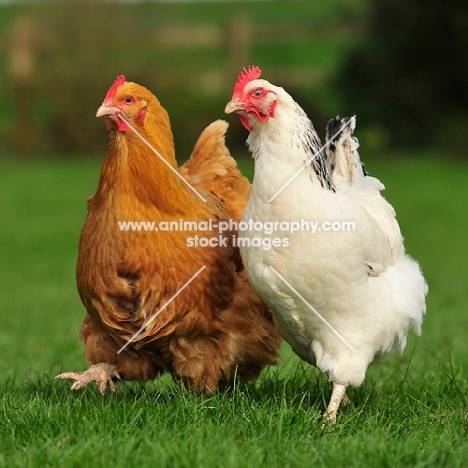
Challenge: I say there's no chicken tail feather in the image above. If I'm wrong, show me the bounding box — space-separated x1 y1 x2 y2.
180 120 251 221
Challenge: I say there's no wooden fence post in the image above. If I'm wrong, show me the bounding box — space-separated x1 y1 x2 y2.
7 16 37 156
225 15 252 90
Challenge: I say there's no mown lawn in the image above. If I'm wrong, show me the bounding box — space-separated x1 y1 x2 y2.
0 153 467 467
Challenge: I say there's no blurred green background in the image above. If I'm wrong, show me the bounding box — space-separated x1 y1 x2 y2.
1 0 466 159
0 0 467 390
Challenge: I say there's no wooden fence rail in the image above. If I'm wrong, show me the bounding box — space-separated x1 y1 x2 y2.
2 13 360 155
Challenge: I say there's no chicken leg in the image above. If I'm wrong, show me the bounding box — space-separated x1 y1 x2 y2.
323 382 349 423
55 363 121 394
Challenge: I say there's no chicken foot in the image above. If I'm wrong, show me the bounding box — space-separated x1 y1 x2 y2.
323 382 349 423
55 363 121 394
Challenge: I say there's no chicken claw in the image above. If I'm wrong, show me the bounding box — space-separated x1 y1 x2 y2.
55 363 121 394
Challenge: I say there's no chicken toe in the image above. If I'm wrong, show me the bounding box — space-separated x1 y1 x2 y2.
55 363 120 394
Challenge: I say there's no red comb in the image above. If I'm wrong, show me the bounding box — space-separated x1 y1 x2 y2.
233 66 262 97
103 75 126 104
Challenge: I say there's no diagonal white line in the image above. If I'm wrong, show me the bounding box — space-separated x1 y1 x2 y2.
117 114 208 203
117 265 206 354
268 265 357 354
268 116 355 203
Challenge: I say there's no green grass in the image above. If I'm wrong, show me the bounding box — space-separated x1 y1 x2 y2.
1 155 468 467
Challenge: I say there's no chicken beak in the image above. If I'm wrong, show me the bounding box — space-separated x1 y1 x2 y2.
224 99 243 114
96 104 117 118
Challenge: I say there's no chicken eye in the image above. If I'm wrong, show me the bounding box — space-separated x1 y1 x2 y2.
124 96 134 104
251 89 263 98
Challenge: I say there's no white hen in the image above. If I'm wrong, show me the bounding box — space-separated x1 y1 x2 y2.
225 67 428 422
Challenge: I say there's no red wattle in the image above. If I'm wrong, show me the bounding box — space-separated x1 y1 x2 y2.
240 115 253 132
116 113 129 132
